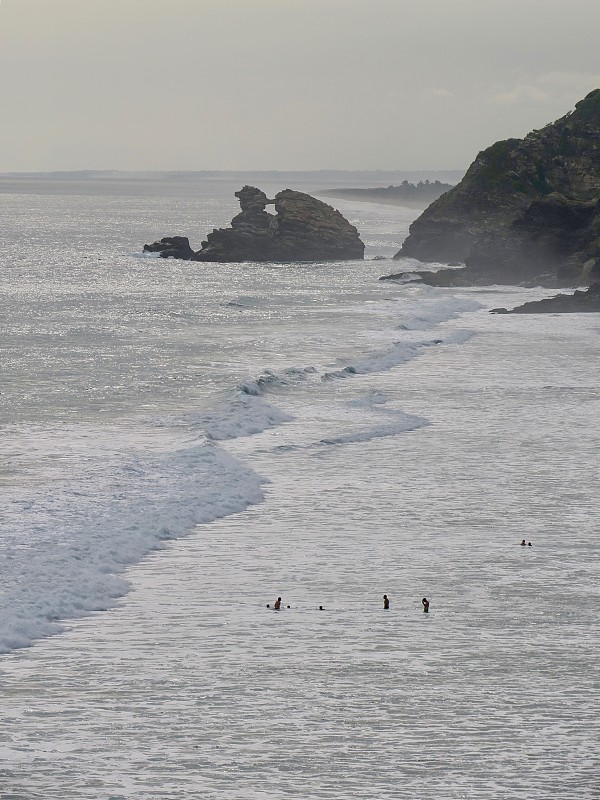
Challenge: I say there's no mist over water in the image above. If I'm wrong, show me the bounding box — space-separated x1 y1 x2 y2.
0 173 598 798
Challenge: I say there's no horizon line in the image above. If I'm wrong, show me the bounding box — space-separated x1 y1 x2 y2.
0 167 467 177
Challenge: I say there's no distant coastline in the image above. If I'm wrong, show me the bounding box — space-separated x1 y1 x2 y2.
0 169 464 196
321 180 455 209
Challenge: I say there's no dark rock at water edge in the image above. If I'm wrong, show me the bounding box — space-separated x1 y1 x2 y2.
143 236 195 260
393 90 600 287
490 282 600 313
144 186 364 263
379 262 567 288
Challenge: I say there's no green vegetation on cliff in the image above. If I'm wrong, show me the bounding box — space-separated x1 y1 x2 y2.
395 90 600 287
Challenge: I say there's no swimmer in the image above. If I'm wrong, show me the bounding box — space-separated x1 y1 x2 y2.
274 597 282 610
383 594 390 610
422 597 429 613
528 542 533 547
520 539 526 546
319 606 324 611
266 604 270 608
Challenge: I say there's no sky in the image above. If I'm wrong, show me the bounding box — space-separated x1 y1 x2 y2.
1 0 600 172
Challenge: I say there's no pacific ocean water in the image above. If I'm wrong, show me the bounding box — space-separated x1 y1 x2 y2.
0 173 598 799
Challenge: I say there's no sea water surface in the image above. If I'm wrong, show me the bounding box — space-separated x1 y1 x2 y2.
0 173 598 799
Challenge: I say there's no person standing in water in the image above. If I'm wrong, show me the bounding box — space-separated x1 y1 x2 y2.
274 597 282 610
422 597 429 613
383 594 390 610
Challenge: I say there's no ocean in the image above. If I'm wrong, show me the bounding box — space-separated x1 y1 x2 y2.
0 172 598 799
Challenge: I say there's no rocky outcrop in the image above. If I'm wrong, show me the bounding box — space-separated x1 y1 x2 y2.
144 186 364 263
193 186 278 262
393 90 600 287
490 282 600 313
143 236 195 260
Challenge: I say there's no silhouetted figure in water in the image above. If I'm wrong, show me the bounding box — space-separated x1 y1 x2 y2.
383 594 390 610
274 597 282 610
422 597 429 613
520 540 526 546
528 542 533 547
319 606 324 610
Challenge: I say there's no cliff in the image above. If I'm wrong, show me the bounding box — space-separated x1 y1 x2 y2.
144 186 364 263
393 90 600 287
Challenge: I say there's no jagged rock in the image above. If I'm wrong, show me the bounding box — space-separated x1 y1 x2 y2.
393 90 600 287
194 186 364 262
490 282 600 313
193 186 277 262
144 186 364 263
143 236 195 260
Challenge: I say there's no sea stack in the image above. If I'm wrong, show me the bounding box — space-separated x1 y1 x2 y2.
391 89 600 288
144 186 365 263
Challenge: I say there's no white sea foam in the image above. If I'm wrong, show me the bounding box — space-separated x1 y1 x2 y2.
203 395 293 440
0 306 453 657
0 364 301 654
131 250 161 259
320 412 428 445
0 442 266 653
153 393 294 440
396 295 482 330
238 366 316 396
321 329 475 381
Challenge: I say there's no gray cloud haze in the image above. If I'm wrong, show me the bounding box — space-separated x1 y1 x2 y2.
1 0 600 171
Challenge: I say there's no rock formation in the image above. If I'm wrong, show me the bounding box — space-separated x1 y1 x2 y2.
143 236 195 260
490 282 600 313
393 89 600 287
144 186 364 262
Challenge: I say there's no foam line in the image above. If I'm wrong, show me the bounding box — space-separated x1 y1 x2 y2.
0 444 266 654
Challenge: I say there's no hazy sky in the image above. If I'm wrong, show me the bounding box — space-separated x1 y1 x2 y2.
1 0 600 172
